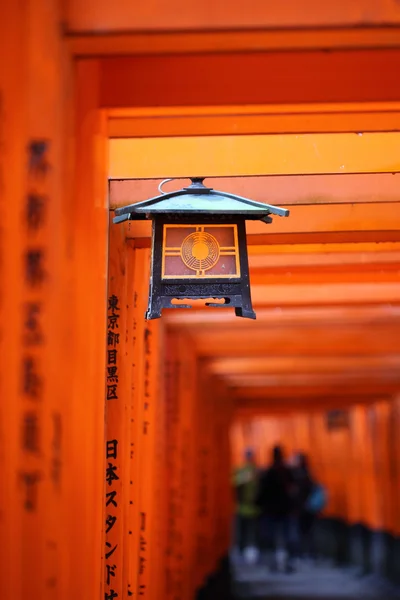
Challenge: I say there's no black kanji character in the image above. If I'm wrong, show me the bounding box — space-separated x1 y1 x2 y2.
26 193 47 231
20 470 41 511
106 490 118 508
144 327 151 355
25 249 46 287
23 302 43 345
106 514 117 534
27 140 50 178
108 295 120 313
139 556 145 575
105 589 118 600
107 331 120 347
107 350 117 365
107 315 119 330
106 462 119 486
51 413 62 486
22 411 40 453
106 439 118 460
107 366 118 383
107 385 118 401
105 542 118 560
106 564 116 586
22 356 42 399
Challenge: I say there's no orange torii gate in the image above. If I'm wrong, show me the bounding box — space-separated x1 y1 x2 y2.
2 1 400 599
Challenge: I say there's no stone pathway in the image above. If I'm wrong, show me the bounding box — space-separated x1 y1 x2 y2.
232 555 400 599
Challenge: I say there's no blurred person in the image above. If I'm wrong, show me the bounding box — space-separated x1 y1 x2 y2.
232 448 260 557
293 452 327 561
256 445 297 573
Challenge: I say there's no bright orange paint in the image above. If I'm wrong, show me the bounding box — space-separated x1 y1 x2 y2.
3 1 400 598
109 133 400 179
65 0 400 33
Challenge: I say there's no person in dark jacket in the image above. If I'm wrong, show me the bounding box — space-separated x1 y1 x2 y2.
292 452 318 560
256 445 297 573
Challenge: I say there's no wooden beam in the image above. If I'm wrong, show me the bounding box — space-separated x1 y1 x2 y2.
249 269 400 285
226 371 400 388
133 233 400 249
68 29 400 58
208 355 400 376
248 242 400 255
100 50 400 110
233 395 392 415
233 381 400 400
109 133 400 179
247 231 400 246
109 173 400 208
164 281 400 310
108 106 400 137
118 201 400 239
165 304 400 327
249 282 400 306
66 1 400 34
248 251 400 270
192 323 400 356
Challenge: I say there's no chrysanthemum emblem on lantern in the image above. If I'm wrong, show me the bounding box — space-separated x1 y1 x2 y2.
113 177 289 320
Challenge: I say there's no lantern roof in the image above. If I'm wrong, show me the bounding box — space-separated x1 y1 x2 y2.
113 177 290 224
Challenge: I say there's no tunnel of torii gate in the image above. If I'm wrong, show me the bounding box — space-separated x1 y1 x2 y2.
2 2 400 600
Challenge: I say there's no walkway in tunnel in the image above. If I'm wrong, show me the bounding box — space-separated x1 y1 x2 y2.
232 556 400 599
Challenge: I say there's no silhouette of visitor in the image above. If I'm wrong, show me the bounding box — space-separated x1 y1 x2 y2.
256 445 297 573
232 448 260 555
292 451 327 561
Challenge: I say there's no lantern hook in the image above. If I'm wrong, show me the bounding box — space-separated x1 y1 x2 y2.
158 178 174 195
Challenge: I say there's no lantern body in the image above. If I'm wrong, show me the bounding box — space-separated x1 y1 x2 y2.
147 216 255 319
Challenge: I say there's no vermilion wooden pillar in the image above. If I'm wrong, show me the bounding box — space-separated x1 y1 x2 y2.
370 401 393 533
0 5 110 600
129 247 165 600
176 332 198 600
391 396 400 536
70 59 109 600
104 217 129 599
164 330 181 600
136 304 160 599
163 330 236 600
149 320 167 600
163 329 197 600
1 4 29 598
105 238 166 600
122 239 140 598
211 378 234 565
197 369 218 587
0 3 109 600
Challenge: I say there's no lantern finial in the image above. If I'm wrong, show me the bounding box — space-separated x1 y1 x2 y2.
184 177 212 193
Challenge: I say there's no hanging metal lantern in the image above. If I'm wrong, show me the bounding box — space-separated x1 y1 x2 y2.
113 177 289 320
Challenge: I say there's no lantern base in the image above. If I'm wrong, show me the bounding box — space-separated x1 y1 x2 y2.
145 293 256 320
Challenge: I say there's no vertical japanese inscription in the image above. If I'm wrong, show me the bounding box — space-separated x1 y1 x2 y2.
165 353 181 600
107 295 120 401
137 326 151 597
105 295 121 600
19 140 50 511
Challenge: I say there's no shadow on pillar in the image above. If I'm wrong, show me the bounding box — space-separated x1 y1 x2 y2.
196 556 235 600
